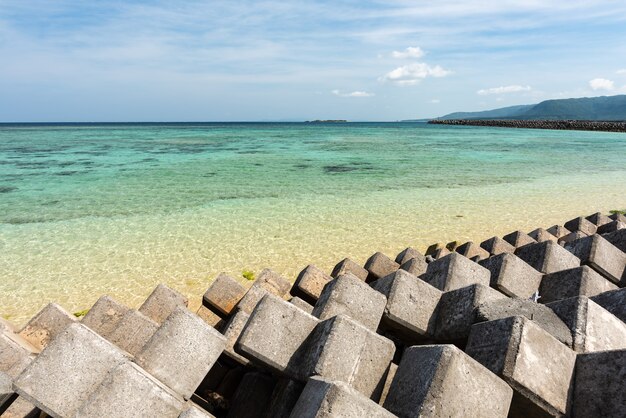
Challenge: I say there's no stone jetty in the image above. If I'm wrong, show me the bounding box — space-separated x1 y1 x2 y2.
2 212 626 417
429 119 626 132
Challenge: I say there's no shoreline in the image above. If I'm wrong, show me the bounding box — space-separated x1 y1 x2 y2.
429 119 626 132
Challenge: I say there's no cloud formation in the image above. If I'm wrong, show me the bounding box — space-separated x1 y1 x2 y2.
589 78 614 91
477 85 532 95
380 63 451 86
391 46 425 59
332 90 375 97
617 69 626 75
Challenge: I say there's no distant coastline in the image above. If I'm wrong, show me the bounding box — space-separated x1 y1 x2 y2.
429 119 626 133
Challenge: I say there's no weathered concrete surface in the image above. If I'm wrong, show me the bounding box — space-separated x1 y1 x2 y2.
0 371 15 409
139 284 189 325
81 295 130 339
431 247 451 259
603 228 626 252
75 361 185 418
14 323 129 418
515 240 580 274
236 269 292 314
610 212 626 223
528 228 558 243
331 258 368 282
466 316 576 417
18 303 76 351
502 230 537 248
290 376 396 418
395 247 424 265
227 372 276 418
564 234 626 284
235 285 271 315
540 266 618 304
377 363 397 407
107 309 159 357
235 294 319 375
597 219 626 234
265 378 304 418
364 252 400 282
435 284 506 342
480 236 516 256
573 349 626 418
558 231 588 246
425 243 445 257
547 296 626 353
179 404 216 418
289 297 314 314
312 273 386 331
479 253 542 298
371 270 441 342
292 265 333 305
384 345 513 418
399 257 428 277
1 396 41 418
0 333 37 379
137 307 226 399
421 253 491 292
547 225 570 239
564 216 598 235
586 212 612 227
455 241 490 261
220 309 251 366
196 305 225 329
203 273 247 316
591 287 626 323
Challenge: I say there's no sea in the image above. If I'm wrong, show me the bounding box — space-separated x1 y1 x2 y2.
1 122 625 323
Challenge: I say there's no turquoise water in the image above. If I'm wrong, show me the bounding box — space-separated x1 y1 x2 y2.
1 122 626 323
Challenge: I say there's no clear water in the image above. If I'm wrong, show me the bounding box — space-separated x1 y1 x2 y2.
1 122 625 323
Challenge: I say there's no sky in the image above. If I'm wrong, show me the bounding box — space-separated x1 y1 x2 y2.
1 0 626 122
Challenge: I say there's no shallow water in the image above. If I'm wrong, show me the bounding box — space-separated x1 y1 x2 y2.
1 122 625 324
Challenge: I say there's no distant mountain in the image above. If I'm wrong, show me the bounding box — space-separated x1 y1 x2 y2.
436 95 626 121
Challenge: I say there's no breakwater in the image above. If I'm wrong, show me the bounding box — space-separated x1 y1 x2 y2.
429 119 626 132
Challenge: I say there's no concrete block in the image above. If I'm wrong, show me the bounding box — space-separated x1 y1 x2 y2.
479 252 542 298
81 295 130 339
331 258 368 281
455 241 490 261
421 253 490 292
475 297 573 346
435 284 506 342
445 240 460 251
547 296 626 353
546 225 570 239
480 236 516 256
371 270 442 342
573 349 626 418
265 378 304 418
558 230 588 246
75 362 185 418
221 309 251 366
528 227 558 243
395 247 424 265
515 240 580 274
502 230 536 248
14 323 129 418
235 294 319 375
610 212 626 222
292 265 332 305
364 252 399 282
399 256 428 276
377 362 397 406
202 273 247 316
196 305 225 330
0 333 37 379
540 266 618 304
384 345 513 418
139 283 189 324
290 376 395 418
179 404 216 418
466 316 576 417
564 216 597 235
591 287 626 323
431 247 451 259
0 318 17 334
585 212 612 226
603 228 626 252
312 274 386 331
18 303 76 351
236 269 292 314
1 396 41 418
1 371 14 408
107 309 159 356
227 372 276 418
597 219 626 234
564 234 626 284
236 284 272 315
289 297 314 314
425 243 445 257
137 307 226 399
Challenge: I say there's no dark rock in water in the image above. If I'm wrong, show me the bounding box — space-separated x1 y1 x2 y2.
56 171 79 176
323 165 357 173
0 186 17 193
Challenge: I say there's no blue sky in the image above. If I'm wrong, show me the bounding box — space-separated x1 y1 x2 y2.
1 0 626 121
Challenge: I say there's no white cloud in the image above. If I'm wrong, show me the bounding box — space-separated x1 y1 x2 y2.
589 78 614 91
430 99 441 103
616 69 626 75
380 63 451 85
477 85 532 95
332 89 375 97
391 46 425 59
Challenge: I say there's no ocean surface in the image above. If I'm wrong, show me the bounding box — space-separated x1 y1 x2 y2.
1 122 626 323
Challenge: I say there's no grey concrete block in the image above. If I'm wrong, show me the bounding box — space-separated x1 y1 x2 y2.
290 376 395 418
234 285 271 315
558 230 588 246
236 269 292 314
265 378 304 418
364 252 399 282
479 252 542 298
75 361 185 418
196 305 225 329
395 247 424 265
573 349 626 418
480 236 516 256
399 257 428 276
107 309 159 356
227 372 276 418
421 253 491 292
502 230 536 248
289 297 314 314
585 212 612 226
455 241 490 261
1 396 41 418
425 243 445 257
515 240 580 274
371 270 442 342
312 274 386 331
564 216 597 235
603 228 626 252
1 371 14 408
547 225 570 239
137 307 226 399
179 404 216 418
202 273 247 316
235 294 319 375
14 323 129 418
564 234 626 284
384 345 513 418
547 296 626 353
81 295 130 339
0 333 37 379
431 247 451 259
0 318 17 334
597 219 626 234
475 297 573 346
591 287 626 323
331 258 368 282
292 265 332 305
540 266 618 304
466 316 576 417
610 212 626 222
377 363 397 406
528 227 558 243
435 284 506 342
18 303 76 351
221 309 251 366
139 283 189 325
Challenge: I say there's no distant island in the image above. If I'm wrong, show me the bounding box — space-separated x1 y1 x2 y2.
304 120 348 123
